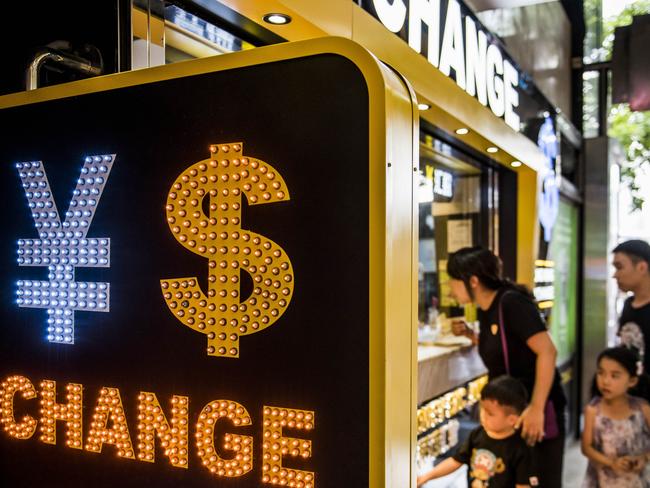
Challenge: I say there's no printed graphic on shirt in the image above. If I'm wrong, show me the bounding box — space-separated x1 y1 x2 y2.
470 448 505 486
619 321 645 370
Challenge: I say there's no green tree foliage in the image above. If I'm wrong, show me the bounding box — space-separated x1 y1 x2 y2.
604 1 650 211
583 0 603 62
609 105 650 210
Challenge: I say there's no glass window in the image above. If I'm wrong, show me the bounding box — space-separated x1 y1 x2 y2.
131 1 254 69
417 136 492 334
163 3 253 62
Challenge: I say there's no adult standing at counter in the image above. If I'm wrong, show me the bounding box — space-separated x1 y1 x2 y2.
448 246 567 488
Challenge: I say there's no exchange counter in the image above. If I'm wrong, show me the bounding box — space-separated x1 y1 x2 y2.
416 335 488 467
417 336 487 405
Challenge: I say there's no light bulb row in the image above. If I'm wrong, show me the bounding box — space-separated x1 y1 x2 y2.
17 279 108 290
196 400 253 477
137 393 189 468
86 387 135 459
16 155 114 345
39 381 83 448
17 295 108 310
18 237 109 256
16 155 114 239
0 375 38 440
18 288 107 300
2 374 317 484
162 143 293 359
261 406 314 488
17 256 109 266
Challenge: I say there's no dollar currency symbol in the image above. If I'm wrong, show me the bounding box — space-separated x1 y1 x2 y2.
161 143 294 358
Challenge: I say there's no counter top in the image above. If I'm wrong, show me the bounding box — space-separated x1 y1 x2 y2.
417 340 487 405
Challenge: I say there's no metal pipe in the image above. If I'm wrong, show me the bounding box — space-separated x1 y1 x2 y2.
26 49 102 91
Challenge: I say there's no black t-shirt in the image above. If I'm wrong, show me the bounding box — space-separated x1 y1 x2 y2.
477 288 566 410
452 426 538 487
618 296 650 373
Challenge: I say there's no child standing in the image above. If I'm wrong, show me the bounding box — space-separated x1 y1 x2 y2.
582 347 650 487
417 375 538 488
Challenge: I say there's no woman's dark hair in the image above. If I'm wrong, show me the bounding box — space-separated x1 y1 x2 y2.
447 246 533 299
480 375 528 414
591 346 650 400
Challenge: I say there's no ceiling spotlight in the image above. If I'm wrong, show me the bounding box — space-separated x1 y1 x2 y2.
455 128 469 135
511 161 522 167
418 103 431 111
263 13 292 25
486 147 499 153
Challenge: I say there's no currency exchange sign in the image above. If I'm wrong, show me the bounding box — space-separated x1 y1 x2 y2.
0 39 416 487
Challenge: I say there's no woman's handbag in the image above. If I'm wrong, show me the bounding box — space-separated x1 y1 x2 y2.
498 291 560 440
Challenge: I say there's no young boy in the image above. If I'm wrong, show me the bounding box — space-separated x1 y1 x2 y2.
612 239 650 373
417 376 538 488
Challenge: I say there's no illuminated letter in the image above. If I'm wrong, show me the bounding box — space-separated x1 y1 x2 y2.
465 17 488 106
161 143 294 358
409 0 441 67
503 60 520 130
137 392 189 468
262 406 315 487
15 155 114 344
39 380 83 448
486 44 505 118
439 0 466 89
0 375 37 439
85 387 135 459
371 0 406 33
196 400 253 477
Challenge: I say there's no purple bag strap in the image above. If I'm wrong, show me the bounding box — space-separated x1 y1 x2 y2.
498 290 512 375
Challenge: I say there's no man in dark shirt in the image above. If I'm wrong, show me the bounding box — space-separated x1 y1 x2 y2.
612 239 650 373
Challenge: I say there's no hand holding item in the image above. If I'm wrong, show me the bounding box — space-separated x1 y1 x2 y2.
451 319 470 337
619 455 647 473
516 405 545 446
610 456 634 473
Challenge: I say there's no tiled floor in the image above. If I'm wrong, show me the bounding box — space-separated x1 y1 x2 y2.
563 436 589 487
420 435 588 487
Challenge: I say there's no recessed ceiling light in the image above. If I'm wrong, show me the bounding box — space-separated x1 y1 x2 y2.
511 161 522 167
417 103 430 111
486 146 499 153
263 13 291 25
455 128 469 135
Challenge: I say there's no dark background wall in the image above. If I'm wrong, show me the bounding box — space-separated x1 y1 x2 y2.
0 0 129 96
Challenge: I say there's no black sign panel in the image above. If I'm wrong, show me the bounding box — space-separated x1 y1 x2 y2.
0 52 369 487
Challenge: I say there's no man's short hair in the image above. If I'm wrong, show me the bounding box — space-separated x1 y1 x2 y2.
480 375 528 414
613 239 650 267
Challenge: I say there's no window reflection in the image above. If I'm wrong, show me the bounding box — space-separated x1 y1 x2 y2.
418 139 485 341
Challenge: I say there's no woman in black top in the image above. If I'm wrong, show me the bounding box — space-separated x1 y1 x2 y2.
448 246 567 488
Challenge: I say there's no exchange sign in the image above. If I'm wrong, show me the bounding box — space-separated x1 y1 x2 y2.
0 38 416 487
